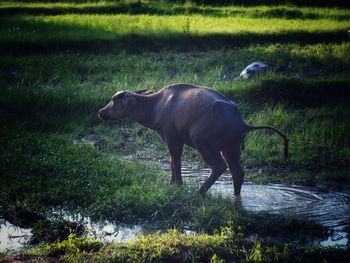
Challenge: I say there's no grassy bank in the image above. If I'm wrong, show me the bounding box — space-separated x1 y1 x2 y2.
0 1 349 261
4 231 349 262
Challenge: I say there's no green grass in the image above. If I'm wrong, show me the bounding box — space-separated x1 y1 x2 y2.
0 1 349 261
0 7 348 53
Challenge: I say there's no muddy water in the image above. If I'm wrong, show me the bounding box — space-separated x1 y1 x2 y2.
182 167 350 229
126 156 350 247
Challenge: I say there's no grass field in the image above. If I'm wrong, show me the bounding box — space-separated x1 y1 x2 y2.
0 0 349 261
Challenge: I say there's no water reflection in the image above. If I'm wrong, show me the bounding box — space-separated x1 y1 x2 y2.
50 212 154 244
0 220 32 253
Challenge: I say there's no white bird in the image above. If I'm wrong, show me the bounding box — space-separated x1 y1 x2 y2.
235 61 292 80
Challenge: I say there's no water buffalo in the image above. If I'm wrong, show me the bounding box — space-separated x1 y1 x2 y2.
98 83 288 196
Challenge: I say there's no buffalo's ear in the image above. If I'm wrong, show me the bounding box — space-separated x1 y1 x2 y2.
120 93 136 108
124 97 136 106
112 91 125 101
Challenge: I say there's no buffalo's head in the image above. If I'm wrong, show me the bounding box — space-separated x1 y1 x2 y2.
98 89 152 120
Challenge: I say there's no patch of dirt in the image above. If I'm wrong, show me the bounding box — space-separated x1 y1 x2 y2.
78 129 101 144
0 255 59 263
77 129 106 149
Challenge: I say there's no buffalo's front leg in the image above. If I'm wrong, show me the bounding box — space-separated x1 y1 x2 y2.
167 141 184 184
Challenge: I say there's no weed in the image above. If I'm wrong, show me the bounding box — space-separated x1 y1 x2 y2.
44 234 102 258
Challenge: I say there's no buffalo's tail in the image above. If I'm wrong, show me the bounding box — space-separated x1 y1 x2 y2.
245 124 289 160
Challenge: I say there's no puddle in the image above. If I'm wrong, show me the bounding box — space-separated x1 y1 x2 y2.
50 212 155 244
82 220 151 244
86 223 155 243
182 164 349 248
0 220 32 253
212 180 349 247
319 227 348 248
0 215 154 252
185 170 350 228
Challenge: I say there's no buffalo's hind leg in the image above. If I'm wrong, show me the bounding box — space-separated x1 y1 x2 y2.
167 140 184 185
222 143 244 196
197 145 227 195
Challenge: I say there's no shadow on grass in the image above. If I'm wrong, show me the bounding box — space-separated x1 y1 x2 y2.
223 77 350 109
0 2 164 16
0 88 104 132
1 31 347 54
